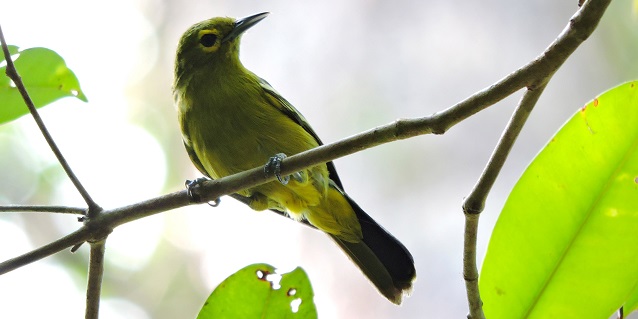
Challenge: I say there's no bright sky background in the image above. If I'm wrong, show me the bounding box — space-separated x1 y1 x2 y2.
0 0 637 318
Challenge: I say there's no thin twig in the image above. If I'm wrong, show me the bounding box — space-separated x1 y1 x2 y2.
463 83 548 214
463 213 483 319
0 205 86 215
0 25 101 216
0 226 97 275
85 239 106 319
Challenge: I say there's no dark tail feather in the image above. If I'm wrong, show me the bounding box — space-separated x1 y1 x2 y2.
330 196 416 304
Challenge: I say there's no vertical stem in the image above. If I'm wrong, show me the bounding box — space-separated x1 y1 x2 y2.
464 213 485 319
85 240 106 319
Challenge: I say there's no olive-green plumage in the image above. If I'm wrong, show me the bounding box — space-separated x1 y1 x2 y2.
173 12 415 304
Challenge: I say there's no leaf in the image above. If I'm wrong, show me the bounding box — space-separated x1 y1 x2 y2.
480 81 638 319
0 47 87 125
196 263 317 319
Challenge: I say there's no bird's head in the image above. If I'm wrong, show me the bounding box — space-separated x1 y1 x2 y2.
174 12 269 83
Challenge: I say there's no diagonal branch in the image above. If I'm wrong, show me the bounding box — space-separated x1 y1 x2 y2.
0 25 101 216
0 225 101 275
463 84 548 215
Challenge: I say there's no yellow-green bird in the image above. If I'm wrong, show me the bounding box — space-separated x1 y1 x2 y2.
173 12 416 304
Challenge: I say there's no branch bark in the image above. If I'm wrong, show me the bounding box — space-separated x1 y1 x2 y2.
85 240 106 319
0 205 85 214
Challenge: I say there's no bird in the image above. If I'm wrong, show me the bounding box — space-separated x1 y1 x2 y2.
173 12 416 304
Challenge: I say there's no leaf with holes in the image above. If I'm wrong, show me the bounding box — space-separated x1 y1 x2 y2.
480 81 638 319
0 46 87 125
196 263 317 319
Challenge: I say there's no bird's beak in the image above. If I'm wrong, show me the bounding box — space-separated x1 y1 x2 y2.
223 12 269 43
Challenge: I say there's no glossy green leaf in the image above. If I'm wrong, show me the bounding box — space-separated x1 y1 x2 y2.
197 263 317 319
0 46 87 125
480 81 638 319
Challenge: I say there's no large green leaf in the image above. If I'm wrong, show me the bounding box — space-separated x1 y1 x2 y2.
197 263 317 319
480 81 638 319
0 46 87 125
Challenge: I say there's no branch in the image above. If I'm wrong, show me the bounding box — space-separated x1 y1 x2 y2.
0 25 101 215
463 213 483 319
85 240 106 319
461 0 611 316
0 205 85 215
463 83 548 215
0 226 98 275
463 83 548 319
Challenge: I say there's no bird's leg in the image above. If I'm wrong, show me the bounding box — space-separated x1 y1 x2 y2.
185 177 221 207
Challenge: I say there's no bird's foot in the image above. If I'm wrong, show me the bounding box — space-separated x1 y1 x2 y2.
265 153 297 185
185 177 220 207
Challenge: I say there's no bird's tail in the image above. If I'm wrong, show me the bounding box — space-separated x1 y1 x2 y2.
330 195 416 304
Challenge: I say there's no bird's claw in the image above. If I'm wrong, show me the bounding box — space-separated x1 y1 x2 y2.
291 171 304 183
208 198 221 207
185 177 220 206
185 177 207 202
265 153 290 185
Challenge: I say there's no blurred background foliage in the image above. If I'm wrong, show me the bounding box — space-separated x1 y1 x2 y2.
0 0 636 318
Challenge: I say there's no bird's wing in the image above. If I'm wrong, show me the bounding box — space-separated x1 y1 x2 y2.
180 109 211 179
257 76 345 190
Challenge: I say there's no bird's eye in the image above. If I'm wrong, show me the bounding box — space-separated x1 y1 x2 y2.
200 34 217 47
